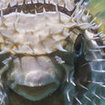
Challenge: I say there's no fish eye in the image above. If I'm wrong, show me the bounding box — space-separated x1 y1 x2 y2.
74 34 84 57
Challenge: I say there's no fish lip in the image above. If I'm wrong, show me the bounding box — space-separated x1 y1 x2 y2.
9 71 60 101
10 80 60 101
9 71 60 87
10 76 60 88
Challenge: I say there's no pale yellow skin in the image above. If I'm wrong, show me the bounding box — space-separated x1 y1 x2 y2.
0 0 103 105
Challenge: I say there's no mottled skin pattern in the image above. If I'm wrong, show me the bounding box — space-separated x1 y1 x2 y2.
0 0 105 105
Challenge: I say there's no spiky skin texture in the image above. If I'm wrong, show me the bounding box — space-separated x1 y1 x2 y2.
0 0 105 105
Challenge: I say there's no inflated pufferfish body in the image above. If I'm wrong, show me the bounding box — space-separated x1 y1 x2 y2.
0 0 105 105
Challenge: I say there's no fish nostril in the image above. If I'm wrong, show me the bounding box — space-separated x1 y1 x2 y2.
25 71 58 87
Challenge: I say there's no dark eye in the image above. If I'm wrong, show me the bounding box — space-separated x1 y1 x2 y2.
74 34 83 57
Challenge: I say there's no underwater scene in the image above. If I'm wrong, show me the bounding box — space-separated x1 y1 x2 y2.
0 0 105 105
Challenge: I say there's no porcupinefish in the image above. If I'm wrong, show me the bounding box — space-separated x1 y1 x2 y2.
0 0 105 105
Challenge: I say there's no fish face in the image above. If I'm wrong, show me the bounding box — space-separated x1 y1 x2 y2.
0 1 78 101
1 27 82 102
0 6 77 101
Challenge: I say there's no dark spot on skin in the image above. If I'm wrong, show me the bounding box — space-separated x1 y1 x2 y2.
0 2 76 17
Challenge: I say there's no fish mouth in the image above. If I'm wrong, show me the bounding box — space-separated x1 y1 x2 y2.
12 82 59 101
10 71 60 101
